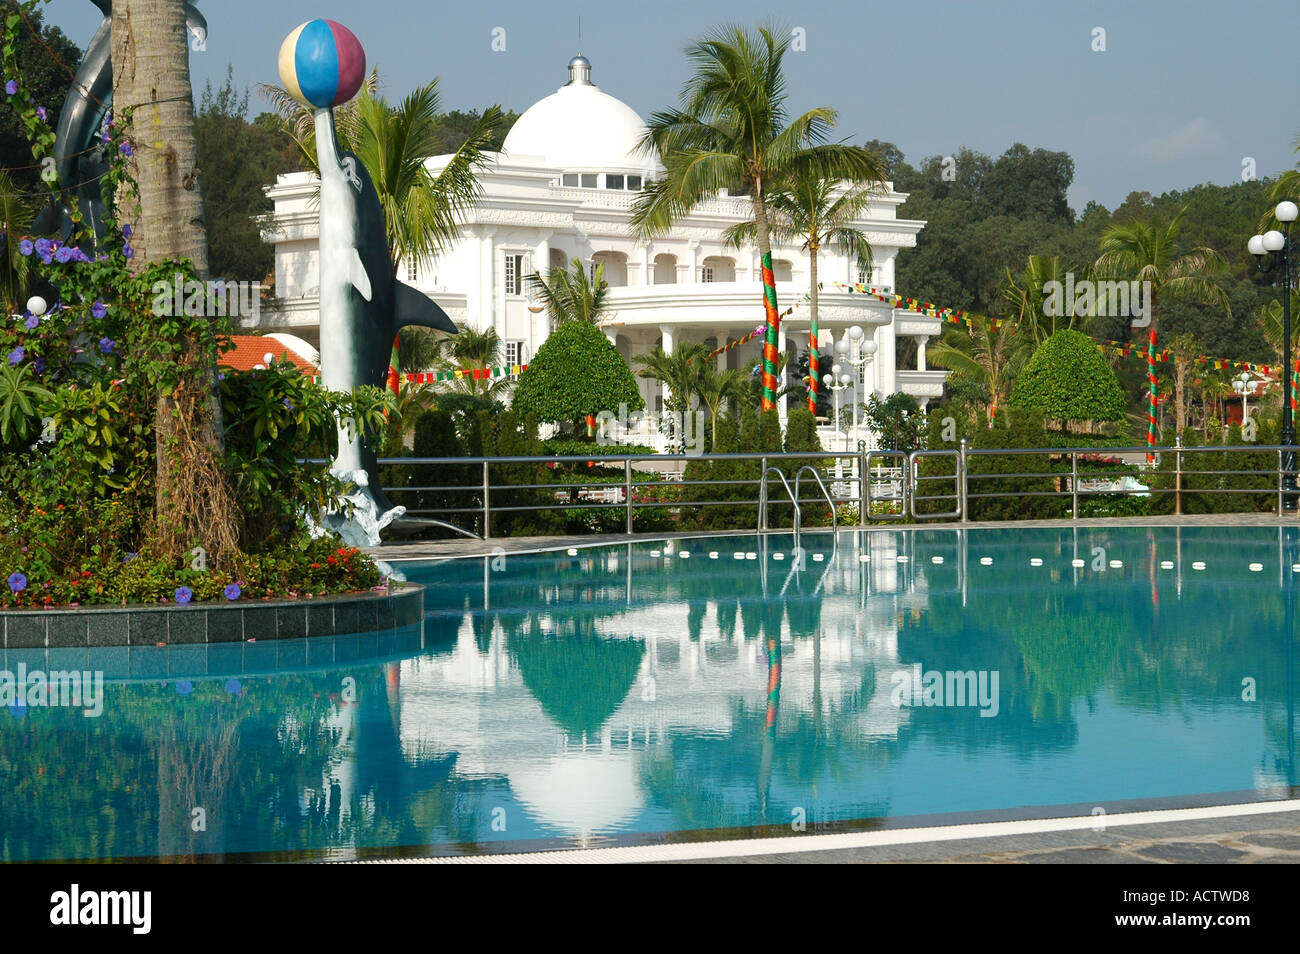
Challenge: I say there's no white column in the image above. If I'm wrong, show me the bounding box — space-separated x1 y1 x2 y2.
915 335 928 371
639 244 650 287
880 318 897 396
479 228 496 332
686 242 700 283
466 232 483 331
533 233 551 359
660 325 674 413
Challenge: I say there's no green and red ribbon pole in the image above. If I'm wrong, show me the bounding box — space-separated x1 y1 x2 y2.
808 314 819 414
1291 359 1298 418
1147 327 1158 463
759 251 780 412
386 334 401 397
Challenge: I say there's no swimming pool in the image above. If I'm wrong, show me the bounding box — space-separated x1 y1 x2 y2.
1 525 1296 861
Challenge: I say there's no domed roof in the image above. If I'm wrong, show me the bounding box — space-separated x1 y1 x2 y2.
501 55 657 172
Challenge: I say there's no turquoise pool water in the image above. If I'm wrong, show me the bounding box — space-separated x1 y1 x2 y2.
2 525 1297 861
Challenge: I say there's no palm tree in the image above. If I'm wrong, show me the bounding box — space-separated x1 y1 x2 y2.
260 76 501 270
0 168 35 313
634 342 709 416
1000 254 1085 347
525 260 610 326
723 170 886 412
440 324 510 398
1263 131 1300 229
631 23 883 412
927 316 1028 425
694 364 749 448
1257 292 1300 366
112 0 237 562
1094 209 1229 450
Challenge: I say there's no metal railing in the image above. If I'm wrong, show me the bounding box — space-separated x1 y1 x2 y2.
306 439 1300 539
758 466 802 541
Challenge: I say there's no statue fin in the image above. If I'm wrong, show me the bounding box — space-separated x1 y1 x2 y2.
349 249 373 302
394 281 459 334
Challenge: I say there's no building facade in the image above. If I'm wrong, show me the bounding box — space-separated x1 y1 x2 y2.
262 55 946 443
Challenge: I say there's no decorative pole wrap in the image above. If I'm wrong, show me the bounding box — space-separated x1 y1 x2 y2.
760 251 780 411
1147 327 1158 463
808 316 819 414
385 333 400 396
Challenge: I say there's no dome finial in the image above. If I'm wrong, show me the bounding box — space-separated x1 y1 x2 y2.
566 53 592 86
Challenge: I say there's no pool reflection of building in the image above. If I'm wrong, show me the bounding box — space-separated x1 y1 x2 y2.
392 533 925 838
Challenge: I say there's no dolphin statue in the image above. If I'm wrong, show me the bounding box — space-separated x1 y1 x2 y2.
312 106 459 542
33 0 208 241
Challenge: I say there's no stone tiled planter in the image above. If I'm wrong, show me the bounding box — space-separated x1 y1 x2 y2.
0 584 423 649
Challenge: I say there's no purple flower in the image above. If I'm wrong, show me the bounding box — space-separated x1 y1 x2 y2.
225 679 242 695
36 106 46 121
18 239 32 256
33 238 49 256
7 572 26 593
6 346 23 366
122 224 133 239
99 338 114 354
4 81 16 96
32 357 44 374
119 143 133 158
174 586 193 605
123 245 134 260
91 300 107 319
224 583 241 600
175 681 194 695
23 315 37 330
54 245 72 264
71 247 89 263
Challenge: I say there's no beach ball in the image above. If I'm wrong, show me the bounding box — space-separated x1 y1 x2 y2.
278 20 365 110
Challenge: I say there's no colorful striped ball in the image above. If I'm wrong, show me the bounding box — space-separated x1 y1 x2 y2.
278 20 365 110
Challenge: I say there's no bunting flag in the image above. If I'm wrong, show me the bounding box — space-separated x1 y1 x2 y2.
403 364 527 384
759 251 781 412
704 325 765 360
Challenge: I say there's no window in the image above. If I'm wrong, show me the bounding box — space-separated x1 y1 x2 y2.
406 259 417 283
626 175 642 190
505 341 527 366
773 259 793 282
562 173 578 187
700 265 715 283
605 174 624 190
504 253 526 296
580 173 597 188
857 266 871 286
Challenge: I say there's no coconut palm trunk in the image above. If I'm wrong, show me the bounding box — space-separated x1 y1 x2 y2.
113 0 238 561
808 242 819 413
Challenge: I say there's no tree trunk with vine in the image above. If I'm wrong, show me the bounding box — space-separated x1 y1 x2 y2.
112 0 238 563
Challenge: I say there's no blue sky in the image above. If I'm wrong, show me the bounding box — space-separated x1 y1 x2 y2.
48 0 1300 212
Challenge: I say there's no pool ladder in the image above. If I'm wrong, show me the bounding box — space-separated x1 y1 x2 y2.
758 465 837 549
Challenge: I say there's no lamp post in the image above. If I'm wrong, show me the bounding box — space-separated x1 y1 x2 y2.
1250 199 1298 511
823 365 853 456
1233 372 1252 425
835 324 877 445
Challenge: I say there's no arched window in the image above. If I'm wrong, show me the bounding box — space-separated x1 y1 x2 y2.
772 259 793 282
700 256 735 282
549 248 569 274
653 253 677 284
591 251 628 287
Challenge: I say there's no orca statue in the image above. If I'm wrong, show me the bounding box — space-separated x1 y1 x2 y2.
312 107 459 545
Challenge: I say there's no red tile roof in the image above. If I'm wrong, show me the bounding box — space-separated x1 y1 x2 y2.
219 336 315 373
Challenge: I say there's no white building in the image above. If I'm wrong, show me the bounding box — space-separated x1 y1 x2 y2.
263 54 946 444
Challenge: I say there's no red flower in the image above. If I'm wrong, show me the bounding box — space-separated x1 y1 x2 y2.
327 556 336 565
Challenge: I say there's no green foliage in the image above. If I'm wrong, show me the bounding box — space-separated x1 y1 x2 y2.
1146 424 1280 514
0 359 49 447
1009 330 1127 430
865 392 925 451
0 0 79 190
513 320 643 429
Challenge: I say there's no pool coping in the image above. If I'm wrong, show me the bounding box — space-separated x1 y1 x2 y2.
349 799 1300 864
367 514 1300 562
0 584 424 648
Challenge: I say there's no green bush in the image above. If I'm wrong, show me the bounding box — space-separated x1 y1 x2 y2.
511 321 644 431
1147 424 1280 514
1009 329 1127 433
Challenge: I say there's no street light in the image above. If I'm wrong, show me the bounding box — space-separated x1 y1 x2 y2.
823 365 853 452
835 324 877 443
1234 372 1253 424
1250 198 1299 511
